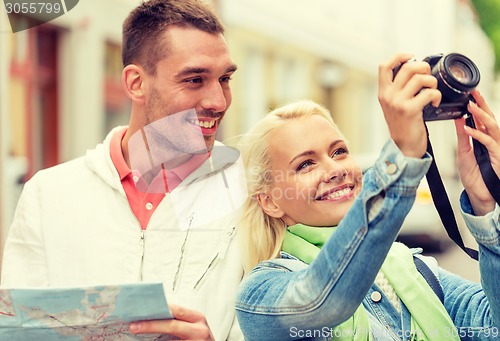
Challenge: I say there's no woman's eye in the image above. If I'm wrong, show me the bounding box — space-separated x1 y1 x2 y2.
296 160 314 171
332 147 348 157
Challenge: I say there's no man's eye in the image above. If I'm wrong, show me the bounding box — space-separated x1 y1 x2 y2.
186 77 203 84
296 160 314 172
220 76 233 83
332 147 348 157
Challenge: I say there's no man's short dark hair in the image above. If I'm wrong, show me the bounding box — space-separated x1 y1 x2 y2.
122 0 224 74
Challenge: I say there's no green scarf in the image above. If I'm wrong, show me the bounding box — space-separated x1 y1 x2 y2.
282 224 459 341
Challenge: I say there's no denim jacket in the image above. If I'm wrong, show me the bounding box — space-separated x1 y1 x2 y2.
236 140 500 340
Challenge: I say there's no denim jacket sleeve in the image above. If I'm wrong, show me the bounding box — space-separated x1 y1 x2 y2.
236 139 432 340
438 191 500 339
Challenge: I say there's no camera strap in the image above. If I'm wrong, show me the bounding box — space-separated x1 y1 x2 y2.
425 126 479 260
465 114 500 205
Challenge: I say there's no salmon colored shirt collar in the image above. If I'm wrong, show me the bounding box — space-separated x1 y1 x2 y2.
110 127 210 185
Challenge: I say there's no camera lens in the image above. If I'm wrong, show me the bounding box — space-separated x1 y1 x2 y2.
448 61 473 83
433 53 480 101
441 53 479 90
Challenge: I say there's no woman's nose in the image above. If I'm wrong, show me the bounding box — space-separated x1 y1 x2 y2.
322 160 347 183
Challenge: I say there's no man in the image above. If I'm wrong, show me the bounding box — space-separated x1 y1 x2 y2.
1 1 246 339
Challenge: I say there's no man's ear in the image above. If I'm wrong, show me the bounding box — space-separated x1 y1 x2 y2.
122 64 146 104
256 193 285 219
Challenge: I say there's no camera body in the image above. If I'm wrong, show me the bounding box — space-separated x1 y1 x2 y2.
395 53 481 121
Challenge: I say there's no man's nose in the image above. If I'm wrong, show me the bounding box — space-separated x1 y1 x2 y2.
200 82 227 113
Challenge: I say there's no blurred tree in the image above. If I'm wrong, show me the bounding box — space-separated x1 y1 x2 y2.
471 0 500 73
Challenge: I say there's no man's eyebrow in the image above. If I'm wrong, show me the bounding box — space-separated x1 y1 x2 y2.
175 67 209 78
288 139 344 166
226 64 238 73
175 64 238 78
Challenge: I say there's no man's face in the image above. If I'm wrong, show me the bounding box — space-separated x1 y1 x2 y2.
142 26 236 152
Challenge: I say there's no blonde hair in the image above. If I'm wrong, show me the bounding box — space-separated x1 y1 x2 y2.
238 99 340 273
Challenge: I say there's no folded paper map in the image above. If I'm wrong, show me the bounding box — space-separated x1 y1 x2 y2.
0 282 172 340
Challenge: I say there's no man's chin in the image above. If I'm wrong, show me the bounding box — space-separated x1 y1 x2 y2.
204 137 216 152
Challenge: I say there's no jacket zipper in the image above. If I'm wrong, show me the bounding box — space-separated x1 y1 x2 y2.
172 168 235 291
193 252 218 290
193 226 236 290
139 229 146 281
172 230 190 291
172 212 197 291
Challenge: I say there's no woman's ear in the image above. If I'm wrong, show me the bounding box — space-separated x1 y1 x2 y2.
256 193 285 219
122 64 146 104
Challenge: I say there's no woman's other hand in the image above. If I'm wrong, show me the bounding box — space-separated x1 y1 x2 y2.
455 90 500 215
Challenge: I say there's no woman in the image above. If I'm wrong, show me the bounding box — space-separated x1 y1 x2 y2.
235 53 500 340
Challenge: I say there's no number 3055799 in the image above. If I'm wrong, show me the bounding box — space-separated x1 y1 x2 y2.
4 2 62 15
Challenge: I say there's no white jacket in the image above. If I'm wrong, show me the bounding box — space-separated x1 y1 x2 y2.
1 127 247 340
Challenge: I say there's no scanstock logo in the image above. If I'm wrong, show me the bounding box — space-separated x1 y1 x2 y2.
3 0 79 32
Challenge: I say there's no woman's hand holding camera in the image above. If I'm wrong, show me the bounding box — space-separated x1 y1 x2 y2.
455 90 500 215
378 53 442 158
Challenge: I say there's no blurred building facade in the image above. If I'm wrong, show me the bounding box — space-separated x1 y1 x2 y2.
0 0 496 256
0 0 139 250
220 0 495 158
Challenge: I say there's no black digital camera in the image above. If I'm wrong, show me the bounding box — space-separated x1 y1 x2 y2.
394 53 481 121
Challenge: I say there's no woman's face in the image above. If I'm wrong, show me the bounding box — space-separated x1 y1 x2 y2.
265 115 363 227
